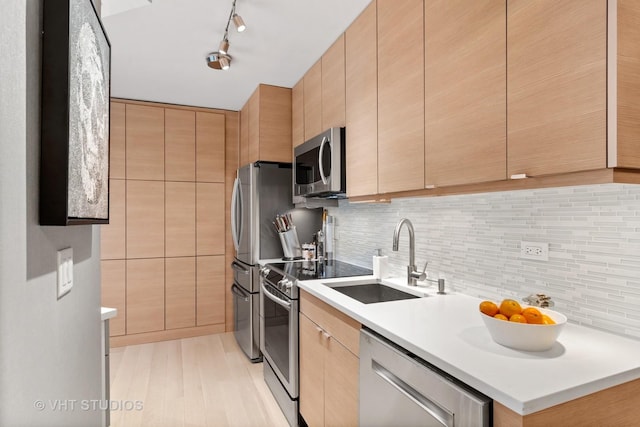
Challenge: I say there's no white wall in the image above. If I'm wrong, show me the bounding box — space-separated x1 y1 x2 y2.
329 184 640 339
0 0 103 425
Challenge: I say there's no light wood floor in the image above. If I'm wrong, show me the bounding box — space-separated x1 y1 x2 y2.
109 332 289 427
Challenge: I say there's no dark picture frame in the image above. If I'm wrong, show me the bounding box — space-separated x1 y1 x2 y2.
40 0 111 225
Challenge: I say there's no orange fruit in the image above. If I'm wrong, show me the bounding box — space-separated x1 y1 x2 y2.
541 314 556 325
522 307 544 324
499 299 523 318
494 313 508 321
479 301 499 317
509 314 527 323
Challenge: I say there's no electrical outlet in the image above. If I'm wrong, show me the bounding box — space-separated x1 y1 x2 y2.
57 247 73 299
520 241 549 261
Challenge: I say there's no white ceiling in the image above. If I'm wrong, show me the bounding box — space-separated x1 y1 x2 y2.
102 0 372 111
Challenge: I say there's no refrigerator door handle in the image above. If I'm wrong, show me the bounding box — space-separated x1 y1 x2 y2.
231 177 241 251
231 261 249 275
231 283 250 302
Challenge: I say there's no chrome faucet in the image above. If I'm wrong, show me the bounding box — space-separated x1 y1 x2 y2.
392 218 426 286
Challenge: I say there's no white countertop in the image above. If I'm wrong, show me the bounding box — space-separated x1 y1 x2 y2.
297 275 640 416
101 307 117 321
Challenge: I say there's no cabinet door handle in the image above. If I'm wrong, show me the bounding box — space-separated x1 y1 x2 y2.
321 331 331 341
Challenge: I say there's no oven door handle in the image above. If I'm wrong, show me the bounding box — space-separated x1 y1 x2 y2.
261 282 291 311
231 283 249 302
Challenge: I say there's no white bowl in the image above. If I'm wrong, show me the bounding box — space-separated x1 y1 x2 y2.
480 307 567 351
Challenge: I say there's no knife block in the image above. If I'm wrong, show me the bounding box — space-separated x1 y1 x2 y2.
279 226 302 260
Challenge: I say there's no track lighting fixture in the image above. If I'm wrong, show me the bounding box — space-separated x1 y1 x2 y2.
232 13 246 32
206 0 246 71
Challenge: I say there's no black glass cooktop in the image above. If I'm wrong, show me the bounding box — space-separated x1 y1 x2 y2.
267 260 372 281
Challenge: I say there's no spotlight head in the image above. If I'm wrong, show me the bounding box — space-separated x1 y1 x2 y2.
206 52 232 70
219 39 229 55
233 14 246 32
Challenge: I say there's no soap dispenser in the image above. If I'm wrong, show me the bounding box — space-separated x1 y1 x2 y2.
373 249 388 279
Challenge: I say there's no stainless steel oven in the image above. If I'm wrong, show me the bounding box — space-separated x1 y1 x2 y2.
259 264 299 427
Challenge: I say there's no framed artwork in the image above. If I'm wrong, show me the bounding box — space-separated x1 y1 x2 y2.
40 0 111 225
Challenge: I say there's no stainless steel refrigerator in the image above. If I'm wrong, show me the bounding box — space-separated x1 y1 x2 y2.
230 161 321 361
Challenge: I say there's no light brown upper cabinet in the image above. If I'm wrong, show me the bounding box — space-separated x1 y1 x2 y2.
507 0 607 177
125 104 165 181
425 0 506 188
100 179 125 260
126 180 165 259
345 1 378 198
196 183 225 256
377 0 425 194
165 182 196 257
196 112 225 183
165 108 196 182
613 0 640 169
304 60 323 141
322 35 346 130
240 84 292 164
109 102 126 179
292 78 305 148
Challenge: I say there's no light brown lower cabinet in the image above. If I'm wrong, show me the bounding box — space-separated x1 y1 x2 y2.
299 291 360 427
126 258 165 334
165 257 196 330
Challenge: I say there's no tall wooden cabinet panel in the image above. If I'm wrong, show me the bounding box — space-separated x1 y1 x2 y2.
507 0 606 177
248 90 260 163
616 0 640 168
101 260 126 336
165 182 196 257
165 257 196 330
240 103 250 166
126 180 165 259
292 78 305 148
196 183 225 256
304 60 323 141
125 104 165 181
322 34 346 130
109 102 126 179
101 179 125 260
126 258 165 334
377 0 425 194
165 108 195 182
196 112 225 183
345 1 378 197
425 0 506 187
196 255 225 326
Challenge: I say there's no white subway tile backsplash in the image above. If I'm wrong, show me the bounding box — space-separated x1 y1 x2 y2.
328 183 640 339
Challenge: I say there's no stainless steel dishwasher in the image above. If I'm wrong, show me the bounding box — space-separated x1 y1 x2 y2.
360 328 491 427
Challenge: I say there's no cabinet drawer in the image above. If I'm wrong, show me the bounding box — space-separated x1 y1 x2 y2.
300 290 361 356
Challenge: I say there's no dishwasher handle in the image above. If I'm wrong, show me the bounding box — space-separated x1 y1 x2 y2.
372 360 453 427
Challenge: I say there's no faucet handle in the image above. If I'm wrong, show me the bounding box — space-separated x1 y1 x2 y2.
420 261 428 275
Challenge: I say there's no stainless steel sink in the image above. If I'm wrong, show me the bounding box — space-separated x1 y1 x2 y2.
325 280 421 304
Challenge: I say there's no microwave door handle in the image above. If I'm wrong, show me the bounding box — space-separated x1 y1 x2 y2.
231 177 240 251
318 136 329 185
261 282 291 311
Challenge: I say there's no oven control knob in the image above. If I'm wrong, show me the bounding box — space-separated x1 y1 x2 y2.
284 281 293 290
260 267 270 277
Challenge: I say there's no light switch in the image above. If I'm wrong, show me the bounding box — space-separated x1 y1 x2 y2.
57 247 73 299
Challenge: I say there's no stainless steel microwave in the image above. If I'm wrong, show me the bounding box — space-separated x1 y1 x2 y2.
293 127 346 198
